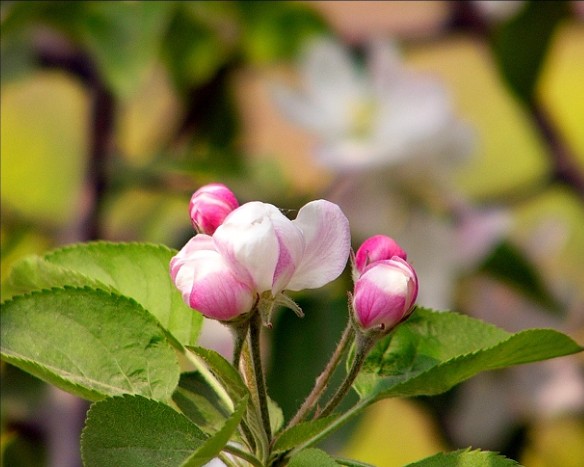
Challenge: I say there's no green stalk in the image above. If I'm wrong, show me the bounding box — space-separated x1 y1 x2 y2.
241 333 269 462
223 444 264 467
249 310 272 441
228 314 252 370
218 453 238 467
283 320 355 431
317 333 376 419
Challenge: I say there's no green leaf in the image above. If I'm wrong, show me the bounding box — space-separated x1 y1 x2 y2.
172 371 229 434
1 287 179 401
81 395 207 467
479 241 562 315
491 0 568 103
405 448 520 466
162 3 236 92
272 416 340 455
184 346 268 458
268 396 285 435
354 308 582 401
0 1 57 37
7 255 109 293
186 346 248 400
288 448 340 467
181 394 249 467
238 1 328 64
7 242 202 346
76 2 174 98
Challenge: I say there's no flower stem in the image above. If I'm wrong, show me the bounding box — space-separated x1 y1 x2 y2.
317 333 376 419
249 311 272 441
218 453 237 467
240 341 269 462
223 444 264 467
228 315 251 370
284 320 355 430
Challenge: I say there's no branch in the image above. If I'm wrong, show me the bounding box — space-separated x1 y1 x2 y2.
34 32 115 241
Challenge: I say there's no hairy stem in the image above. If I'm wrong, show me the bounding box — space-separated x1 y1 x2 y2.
228 316 257 454
317 333 376 419
240 341 269 463
223 444 264 467
228 315 252 370
249 311 272 441
284 320 355 431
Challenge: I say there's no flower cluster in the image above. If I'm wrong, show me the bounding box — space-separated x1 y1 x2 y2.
169 184 422 460
171 184 352 321
171 184 418 340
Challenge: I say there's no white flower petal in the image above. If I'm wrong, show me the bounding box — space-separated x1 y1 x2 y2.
273 37 474 173
170 234 215 280
367 39 403 93
287 200 350 291
271 84 333 135
214 202 281 293
270 214 305 295
302 37 362 107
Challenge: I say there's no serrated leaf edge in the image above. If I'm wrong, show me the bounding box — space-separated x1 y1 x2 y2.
405 447 522 466
43 240 178 259
4 255 117 302
1 286 181 400
80 394 208 467
365 326 582 401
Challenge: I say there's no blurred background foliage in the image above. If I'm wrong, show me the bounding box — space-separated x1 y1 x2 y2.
1 1 583 466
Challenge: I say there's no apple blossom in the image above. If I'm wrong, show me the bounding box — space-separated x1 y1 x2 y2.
352 256 418 332
273 37 473 173
189 183 239 235
171 195 351 321
213 199 351 296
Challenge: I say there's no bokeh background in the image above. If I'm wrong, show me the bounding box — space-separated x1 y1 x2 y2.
1 1 583 466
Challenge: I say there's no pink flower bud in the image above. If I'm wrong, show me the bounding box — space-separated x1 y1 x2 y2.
354 235 407 277
170 235 255 321
189 183 239 235
352 257 418 332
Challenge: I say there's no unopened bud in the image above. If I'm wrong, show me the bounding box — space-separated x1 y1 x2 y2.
354 235 407 281
352 257 418 332
189 183 239 235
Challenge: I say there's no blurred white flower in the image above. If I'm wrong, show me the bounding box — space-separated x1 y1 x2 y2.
273 37 473 174
472 0 526 23
273 37 510 310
